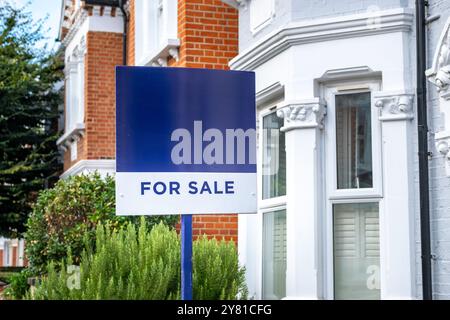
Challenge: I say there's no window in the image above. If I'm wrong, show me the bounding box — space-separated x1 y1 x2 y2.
335 93 373 189
262 112 286 199
324 81 382 300
259 106 286 300
263 209 286 299
333 203 380 300
135 0 178 66
4 241 10 267
250 0 274 33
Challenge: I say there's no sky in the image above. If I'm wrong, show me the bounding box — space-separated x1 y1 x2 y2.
2 0 62 51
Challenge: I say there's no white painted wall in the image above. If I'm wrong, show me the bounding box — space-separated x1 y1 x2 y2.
233 8 419 300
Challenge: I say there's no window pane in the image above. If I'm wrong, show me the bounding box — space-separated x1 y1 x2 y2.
336 92 373 189
333 203 380 300
262 112 286 199
263 209 286 300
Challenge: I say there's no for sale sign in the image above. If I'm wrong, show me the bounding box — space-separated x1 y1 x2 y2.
116 67 256 215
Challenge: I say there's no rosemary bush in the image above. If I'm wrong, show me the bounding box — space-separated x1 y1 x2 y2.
30 219 247 300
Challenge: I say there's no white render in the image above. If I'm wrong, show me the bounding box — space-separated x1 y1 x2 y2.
232 4 419 300
427 16 450 177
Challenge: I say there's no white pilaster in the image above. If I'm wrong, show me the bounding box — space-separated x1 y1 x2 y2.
374 91 416 299
277 99 326 299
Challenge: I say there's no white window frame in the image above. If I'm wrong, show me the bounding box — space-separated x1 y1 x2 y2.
135 0 179 66
323 81 383 200
4 241 10 267
321 80 384 300
257 104 287 300
250 0 275 35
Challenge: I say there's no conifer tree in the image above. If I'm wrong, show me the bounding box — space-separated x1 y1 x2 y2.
0 4 63 237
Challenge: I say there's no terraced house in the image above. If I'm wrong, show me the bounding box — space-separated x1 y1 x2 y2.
230 0 450 300
57 0 450 300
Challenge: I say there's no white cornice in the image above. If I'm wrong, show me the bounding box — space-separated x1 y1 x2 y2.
60 160 116 179
256 81 284 106
62 9 88 48
61 3 123 48
230 8 414 71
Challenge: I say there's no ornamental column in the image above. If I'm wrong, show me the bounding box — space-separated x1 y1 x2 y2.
277 98 326 299
374 91 416 299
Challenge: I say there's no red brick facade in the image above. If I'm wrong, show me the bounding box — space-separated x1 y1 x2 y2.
12 247 17 267
62 0 239 242
84 32 122 161
177 0 239 69
63 32 122 171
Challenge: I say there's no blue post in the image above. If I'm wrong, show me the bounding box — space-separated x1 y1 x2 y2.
181 214 193 300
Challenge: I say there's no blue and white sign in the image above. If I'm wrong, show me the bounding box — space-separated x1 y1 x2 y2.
116 67 256 215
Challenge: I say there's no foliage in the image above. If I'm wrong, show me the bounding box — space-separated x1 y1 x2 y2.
25 173 178 275
0 3 63 237
2 268 32 299
194 236 247 300
0 271 17 283
30 219 247 300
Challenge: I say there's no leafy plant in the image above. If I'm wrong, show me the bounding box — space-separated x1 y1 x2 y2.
3 268 32 299
30 219 247 300
25 173 178 275
194 236 247 300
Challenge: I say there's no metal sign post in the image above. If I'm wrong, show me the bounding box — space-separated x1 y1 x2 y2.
181 215 193 300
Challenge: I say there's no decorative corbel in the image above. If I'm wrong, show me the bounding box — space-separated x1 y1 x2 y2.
276 99 326 132
374 92 414 121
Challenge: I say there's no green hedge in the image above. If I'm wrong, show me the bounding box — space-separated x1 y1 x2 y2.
25 173 178 274
30 220 247 300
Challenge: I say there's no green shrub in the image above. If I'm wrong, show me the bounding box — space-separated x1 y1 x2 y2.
25 173 178 275
3 269 32 299
194 236 247 300
30 219 247 300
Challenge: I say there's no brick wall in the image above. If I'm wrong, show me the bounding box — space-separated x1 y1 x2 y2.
176 0 238 69
84 31 123 161
176 0 239 242
12 246 17 267
63 137 87 171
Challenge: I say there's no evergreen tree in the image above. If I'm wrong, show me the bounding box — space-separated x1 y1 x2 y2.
0 4 63 237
